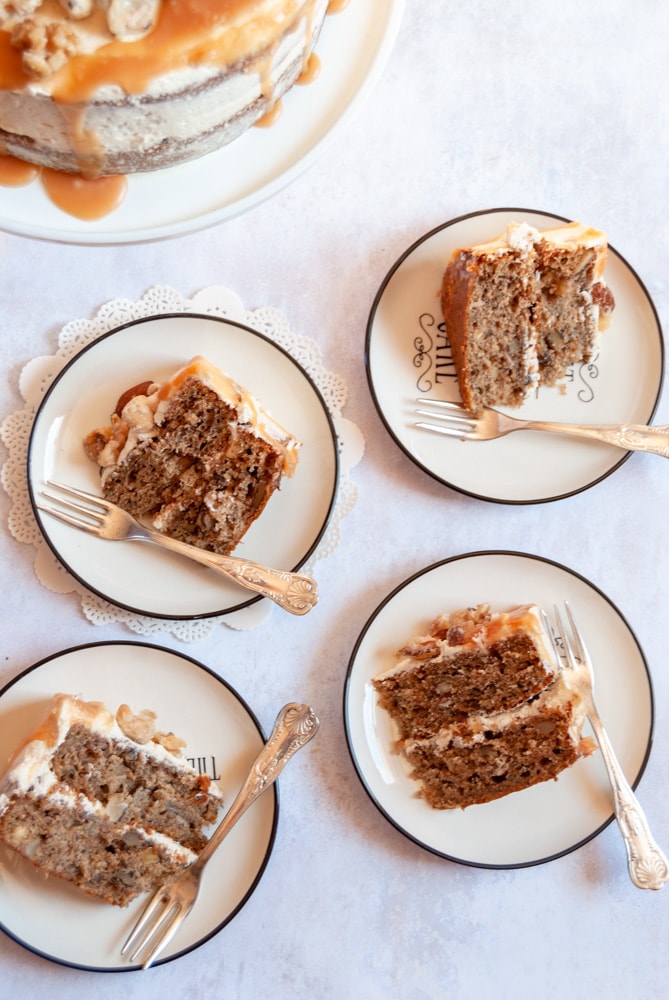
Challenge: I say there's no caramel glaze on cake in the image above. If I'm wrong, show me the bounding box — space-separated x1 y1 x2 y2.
84 355 299 557
0 0 330 178
0 695 223 906
373 604 595 810
441 222 616 412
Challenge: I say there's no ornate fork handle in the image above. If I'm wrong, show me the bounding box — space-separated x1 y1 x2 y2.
194 704 320 870
521 420 669 458
586 703 669 889
136 523 318 615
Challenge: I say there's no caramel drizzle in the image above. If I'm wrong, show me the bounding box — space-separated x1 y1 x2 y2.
0 1 321 101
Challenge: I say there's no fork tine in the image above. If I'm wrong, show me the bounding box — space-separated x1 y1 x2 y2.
416 398 473 417
563 601 592 672
35 501 101 535
415 408 475 429
134 904 187 970
122 891 186 969
540 608 559 658
45 479 111 509
121 890 167 957
552 603 579 670
414 398 478 439
40 489 105 521
414 421 476 440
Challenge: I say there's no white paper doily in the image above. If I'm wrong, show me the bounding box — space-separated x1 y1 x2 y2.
1 286 364 641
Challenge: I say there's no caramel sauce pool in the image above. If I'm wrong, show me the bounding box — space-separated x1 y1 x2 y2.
0 155 39 186
41 168 128 220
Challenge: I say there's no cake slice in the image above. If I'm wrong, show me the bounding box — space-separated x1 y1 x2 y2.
0 695 223 906
440 221 615 411
373 604 595 809
84 355 299 556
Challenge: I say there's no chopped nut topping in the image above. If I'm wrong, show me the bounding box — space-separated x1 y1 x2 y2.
152 730 186 757
104 0 161 42
116 704 186 757
10 17 79 78
116 704 157 744
0 1 42 19
2 0 163 81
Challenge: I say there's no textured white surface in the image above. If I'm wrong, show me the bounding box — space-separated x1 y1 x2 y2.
1 0 668 996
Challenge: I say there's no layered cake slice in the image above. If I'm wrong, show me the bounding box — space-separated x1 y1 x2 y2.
440 221 615 412
84 355 299 556
373 604 595 809
0 695 223 905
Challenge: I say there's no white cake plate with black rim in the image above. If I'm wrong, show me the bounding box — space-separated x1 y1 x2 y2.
0 641 278 971
344 550 654 869
26 312 339 619
365 207 665 504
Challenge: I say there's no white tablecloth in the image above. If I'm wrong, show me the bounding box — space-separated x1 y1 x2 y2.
1 2 668 997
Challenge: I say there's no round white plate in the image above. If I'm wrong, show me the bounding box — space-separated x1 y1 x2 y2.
0 642 277 971
0 0 404 245
366 207 664 504
27 314 339 619
344 551 654 868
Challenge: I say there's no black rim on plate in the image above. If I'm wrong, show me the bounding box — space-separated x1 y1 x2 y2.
27 312 340 619
0 640 279 973
343 549 655 869
364 206 665 505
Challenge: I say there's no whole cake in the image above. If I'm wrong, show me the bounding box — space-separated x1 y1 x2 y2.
0 0 330 177
0 694 223 905
373 604 595 809
84 355 299 556
440 221 616 412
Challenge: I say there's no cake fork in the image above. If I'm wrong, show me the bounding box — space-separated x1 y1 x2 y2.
36 480 318 615
545 603 668 890
121 702 320 969
415 398 669 456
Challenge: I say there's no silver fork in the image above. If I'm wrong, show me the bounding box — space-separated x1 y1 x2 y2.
545 602 668 890
122 702 319 969
36 481 318 615
415 398 669 457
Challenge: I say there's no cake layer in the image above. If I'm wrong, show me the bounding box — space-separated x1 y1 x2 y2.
440 221 615 412
401 674 595 810
84 355 299 556
51 723 218 851
0 0 329 176
373 605 557 740
0 794 194 906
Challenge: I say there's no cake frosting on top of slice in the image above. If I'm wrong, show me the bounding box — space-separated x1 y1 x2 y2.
84 354 299 556
373 604 596 810
440 221 615 412
0 694 223 906
0 0 330 177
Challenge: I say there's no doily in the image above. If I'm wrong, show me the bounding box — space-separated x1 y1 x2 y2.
1 286 364 641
